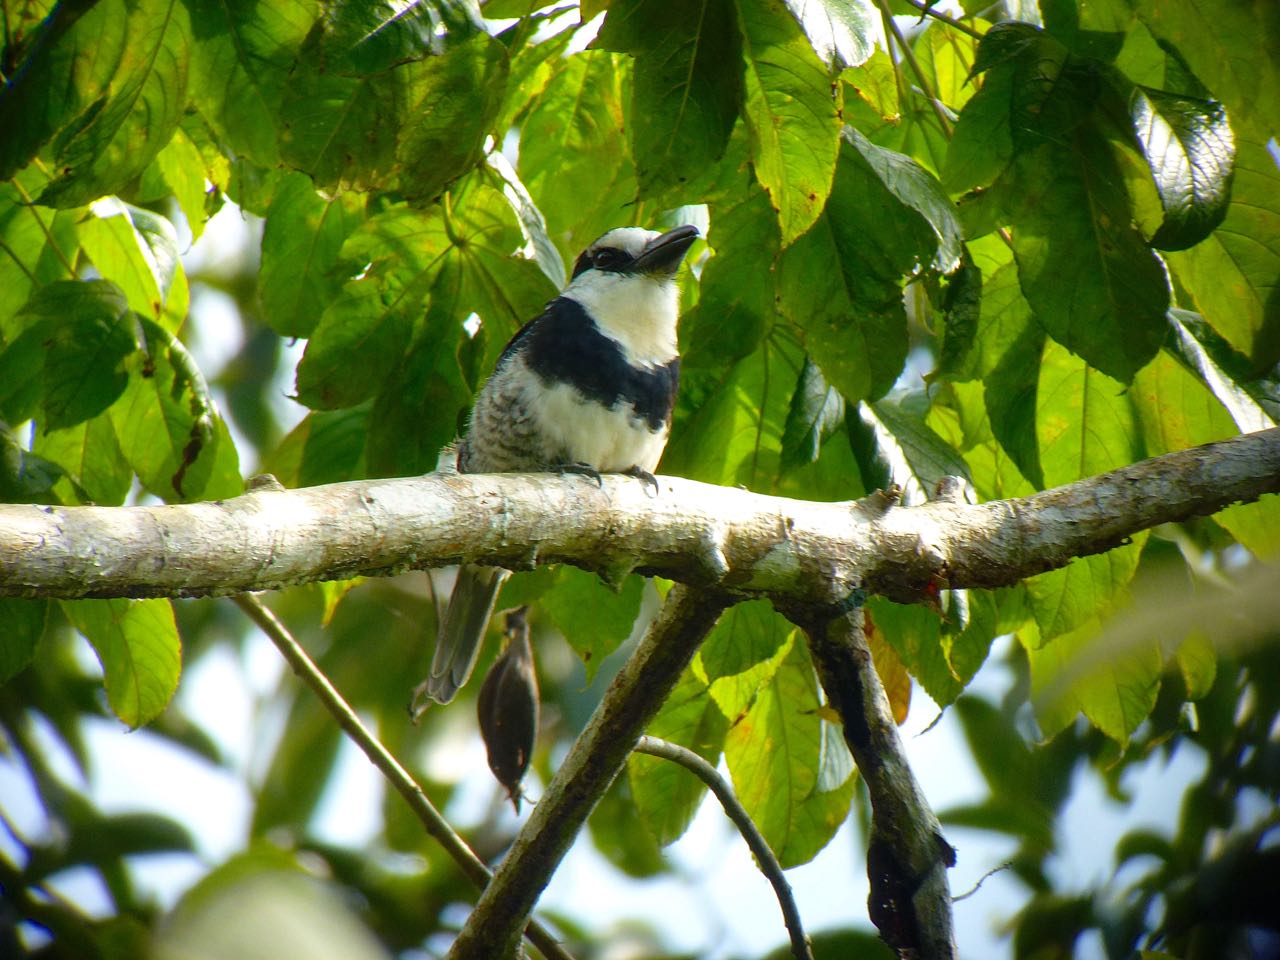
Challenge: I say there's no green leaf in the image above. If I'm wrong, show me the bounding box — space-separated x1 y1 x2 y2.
63 598 182 728
868 596 960 706
735 0 841 243
596 0 743 202
1009 132 1170 382
1165 134 1280 372
0 427 64 502
1023 617 1162 744
517 51 635 258
723 634 852 867
19 279 136 431
629 665 730 845
1026 340 1146 640
187 0 320 167
663 332 799 489
110 320 240 502
543 570 645 681
78 200 183 325
1135 0 1280 144
694 599 793 720
0 180 80 333
944 62 1015 194
0 599 48 684
35 0 191 208
0 1 176 192
1129 88 1234 251
783 0 877 69
396 34 510 202
264 407 370 488
153 125 215 241
681 176 779 370
848 395 972 505
259 173 365 338
34 414 132 506
780 356 846 472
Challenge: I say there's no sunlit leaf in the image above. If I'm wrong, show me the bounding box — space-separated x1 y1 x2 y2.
544 570 645 681
596 0 743 202
63 598 182 728
735 0 841 243
1130 87 1234 251
629 665 730 845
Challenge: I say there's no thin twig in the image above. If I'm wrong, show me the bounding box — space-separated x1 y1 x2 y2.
898 0 984 40
634 736 813 960
951 861 1012 902
231 593 575 960
874 0 955 136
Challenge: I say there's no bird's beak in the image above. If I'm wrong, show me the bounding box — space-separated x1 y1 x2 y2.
635 225 700 277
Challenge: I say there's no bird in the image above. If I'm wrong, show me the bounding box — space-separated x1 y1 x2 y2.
411 224 700 711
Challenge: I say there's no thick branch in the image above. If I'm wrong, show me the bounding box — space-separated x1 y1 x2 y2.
3 430 1277 604
800 608 955 960
445 585 730 960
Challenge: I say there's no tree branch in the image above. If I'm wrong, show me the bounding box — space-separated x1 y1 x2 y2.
445 585 730 959
3 430 1278 605
633 735 813 960
799 607 956 960
230 594 575 960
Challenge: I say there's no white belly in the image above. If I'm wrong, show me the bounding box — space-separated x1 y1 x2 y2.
534 381 669 472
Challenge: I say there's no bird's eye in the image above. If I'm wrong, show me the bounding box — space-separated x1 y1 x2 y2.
592 249 621 269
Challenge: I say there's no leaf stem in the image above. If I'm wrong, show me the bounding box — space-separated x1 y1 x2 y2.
634 736 813 960
231 593 576 960
874 0 955 137
898 0 984 41
7 177 77 278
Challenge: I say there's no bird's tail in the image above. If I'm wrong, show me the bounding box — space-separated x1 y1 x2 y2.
413 564 509 712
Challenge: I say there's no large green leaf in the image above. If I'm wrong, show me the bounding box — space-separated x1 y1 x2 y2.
734 0 841 244
543 569 645 681
0 179 80 333
34 413 133 506
943 61 1015 195
63 598 182 728
596 0 743 202
723 634 853 867
259 173 365 338
187 0 320 167
264 407 371 488
1023 616 1162 744
78 200 183 327
783 0 876 70
1009 131 1170 383
778 131 950 403
628 665 730 845
14 279 136 431
848 395 972 505
1135 0 1280 144
1026 340 1146 640
1165 134 1280 373
396 33 510 202
517 51 636 257
109 319 241 502
1130 87 1234 251
681 176 779 371
694 599 793 721
0 0 186 203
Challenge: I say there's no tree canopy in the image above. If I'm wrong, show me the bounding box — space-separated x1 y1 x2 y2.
1 0 1278 958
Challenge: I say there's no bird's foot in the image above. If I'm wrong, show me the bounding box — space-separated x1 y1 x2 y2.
556 461 603 487
622 465 661 497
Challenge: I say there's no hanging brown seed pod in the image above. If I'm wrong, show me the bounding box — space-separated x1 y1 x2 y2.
477 605 539 812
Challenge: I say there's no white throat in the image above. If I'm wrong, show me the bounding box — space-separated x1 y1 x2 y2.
564 271 680 367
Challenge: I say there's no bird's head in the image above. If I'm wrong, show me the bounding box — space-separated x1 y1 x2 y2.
564 225 699 365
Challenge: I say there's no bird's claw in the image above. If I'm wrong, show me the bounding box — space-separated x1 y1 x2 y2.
557 462 604 487
622 466 661 497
